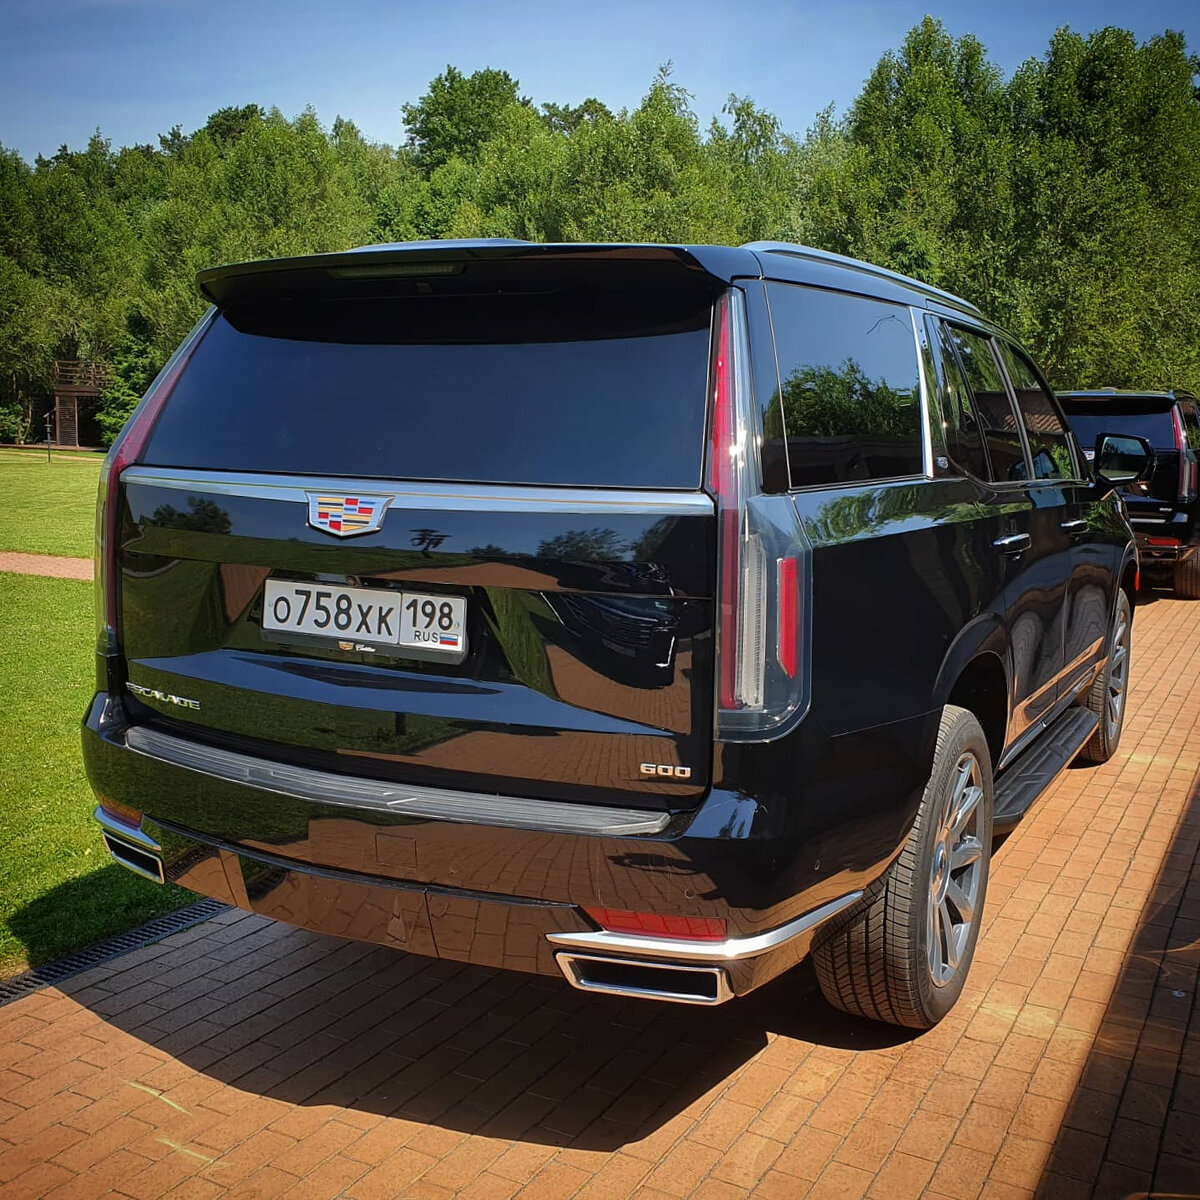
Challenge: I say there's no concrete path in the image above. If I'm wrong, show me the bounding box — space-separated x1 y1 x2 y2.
0 594 1197 1199
0 552 92 581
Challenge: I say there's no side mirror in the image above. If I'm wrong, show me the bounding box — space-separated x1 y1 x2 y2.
1094 433 1154 487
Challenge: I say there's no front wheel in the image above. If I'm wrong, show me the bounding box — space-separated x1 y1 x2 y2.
812 705 994 1029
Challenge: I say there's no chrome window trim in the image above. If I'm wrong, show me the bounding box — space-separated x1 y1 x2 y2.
911 306 936 478
120 466 714 517
546 889 863 962
124 725 672 837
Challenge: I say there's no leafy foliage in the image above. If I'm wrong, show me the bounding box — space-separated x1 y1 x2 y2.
0 22 1197 448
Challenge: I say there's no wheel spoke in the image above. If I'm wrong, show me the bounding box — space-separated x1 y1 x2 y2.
1109 673 1125 695
951 836 982 871
940 898 959 970
927 898 943 978
951 784 982 839
946 879 975 925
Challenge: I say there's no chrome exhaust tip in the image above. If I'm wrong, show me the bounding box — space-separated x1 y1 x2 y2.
555 952 733 1006
95 806 165 884
101 832 165 884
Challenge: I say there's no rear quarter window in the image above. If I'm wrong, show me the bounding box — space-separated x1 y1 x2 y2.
765 284 924 488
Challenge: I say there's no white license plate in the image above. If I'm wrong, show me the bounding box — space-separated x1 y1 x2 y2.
262 580 467 656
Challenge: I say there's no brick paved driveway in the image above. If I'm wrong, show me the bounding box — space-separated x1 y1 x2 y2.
1 592 1197 1200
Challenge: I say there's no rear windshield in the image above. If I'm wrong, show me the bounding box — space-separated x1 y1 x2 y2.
142 288 714 489
1058 400 1176 450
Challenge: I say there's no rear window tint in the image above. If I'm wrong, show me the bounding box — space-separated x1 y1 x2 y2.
142 289 713 489
766 283 923 487
1058 402 1176 451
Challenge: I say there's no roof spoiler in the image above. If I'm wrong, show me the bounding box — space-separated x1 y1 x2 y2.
195 241 757 306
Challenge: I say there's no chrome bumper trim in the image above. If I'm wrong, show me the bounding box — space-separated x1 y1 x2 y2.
123 726 671 837
546 890 863 962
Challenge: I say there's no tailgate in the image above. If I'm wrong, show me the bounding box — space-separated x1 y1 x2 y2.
113 250 723 810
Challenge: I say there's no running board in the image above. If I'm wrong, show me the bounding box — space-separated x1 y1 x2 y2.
993 708 1098 834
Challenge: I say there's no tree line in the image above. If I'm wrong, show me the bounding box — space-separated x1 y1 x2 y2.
1 17 1197 445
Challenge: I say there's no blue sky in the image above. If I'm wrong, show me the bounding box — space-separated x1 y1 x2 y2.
1 0 1195 160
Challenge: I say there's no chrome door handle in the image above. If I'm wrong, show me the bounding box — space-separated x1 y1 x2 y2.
993 532 1032 555
1060 519 1089 536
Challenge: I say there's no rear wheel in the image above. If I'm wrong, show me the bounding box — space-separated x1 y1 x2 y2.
812 705 993 1029
1175 553 1200 599
1078 590 1131 764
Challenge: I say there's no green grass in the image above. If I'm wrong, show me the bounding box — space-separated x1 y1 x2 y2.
0 447 103 558
0 574 189 977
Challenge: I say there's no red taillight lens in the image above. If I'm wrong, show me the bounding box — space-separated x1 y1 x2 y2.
97 317 210 644
777 556 798 677
1146 536 1181 547
584 907 727 942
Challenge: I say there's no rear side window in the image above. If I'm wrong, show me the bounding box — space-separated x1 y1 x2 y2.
141 288 713 489
766 284 923 488
945 327 1027 483
933 323 989 479
997 343 1075 481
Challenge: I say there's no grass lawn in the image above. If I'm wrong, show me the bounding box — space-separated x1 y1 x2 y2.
0 447 103 558
0 573 190 978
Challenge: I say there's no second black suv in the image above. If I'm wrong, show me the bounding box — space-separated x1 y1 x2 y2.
85 239 1150 1029
1058 389 1200 597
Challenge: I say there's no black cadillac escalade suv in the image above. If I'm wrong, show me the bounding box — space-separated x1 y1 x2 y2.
84 240 1150 1029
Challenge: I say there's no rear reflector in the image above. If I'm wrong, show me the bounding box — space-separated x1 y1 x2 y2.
1146 537 1181 547
584 907 728 942
98 798 144 827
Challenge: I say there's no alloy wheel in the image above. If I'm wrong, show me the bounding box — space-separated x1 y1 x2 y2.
1106 607 1129 740
927 752 985 987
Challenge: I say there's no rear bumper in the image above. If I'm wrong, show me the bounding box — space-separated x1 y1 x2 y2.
94 802 860 1004
83 692 935 1004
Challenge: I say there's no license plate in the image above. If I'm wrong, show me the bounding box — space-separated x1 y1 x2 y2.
262 580 467 656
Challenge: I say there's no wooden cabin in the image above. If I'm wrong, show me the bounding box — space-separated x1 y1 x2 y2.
52 360 109 447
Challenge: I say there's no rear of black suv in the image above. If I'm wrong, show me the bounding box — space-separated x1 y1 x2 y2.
84 242 849 1009
85 239 1139 1026
1058 389 1200 596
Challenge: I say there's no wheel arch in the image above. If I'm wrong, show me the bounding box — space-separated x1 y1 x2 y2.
933 614 1011 770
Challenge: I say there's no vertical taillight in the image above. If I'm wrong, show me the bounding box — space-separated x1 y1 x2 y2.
706 289 811 742
96 313 213 654
1172 406 1197 503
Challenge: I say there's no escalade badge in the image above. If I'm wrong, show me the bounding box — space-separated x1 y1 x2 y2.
306 492 392 537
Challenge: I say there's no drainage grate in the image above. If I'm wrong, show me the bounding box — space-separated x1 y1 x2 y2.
0 898 228 1008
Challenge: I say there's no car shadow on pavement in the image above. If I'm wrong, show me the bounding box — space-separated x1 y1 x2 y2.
47 913 917 1150
1034 768 1200 1196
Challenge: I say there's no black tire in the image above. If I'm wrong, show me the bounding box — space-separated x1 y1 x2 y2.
812 705 994 1030
1077 589 1132 764
1175 553 1200 599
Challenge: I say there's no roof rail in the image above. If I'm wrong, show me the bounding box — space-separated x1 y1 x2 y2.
742 241 982 316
